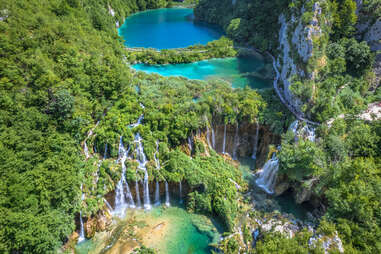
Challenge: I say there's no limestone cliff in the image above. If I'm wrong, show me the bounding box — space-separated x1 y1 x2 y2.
276 0 329 115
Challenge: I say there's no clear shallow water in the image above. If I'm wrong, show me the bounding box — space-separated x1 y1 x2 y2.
75 206 221 254
132 56 272 89
119 8 223 49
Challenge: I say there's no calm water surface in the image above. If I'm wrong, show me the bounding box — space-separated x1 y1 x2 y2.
119 8 223 49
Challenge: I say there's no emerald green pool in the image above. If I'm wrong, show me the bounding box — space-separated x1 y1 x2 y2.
132 56 272 89
75 206 221 254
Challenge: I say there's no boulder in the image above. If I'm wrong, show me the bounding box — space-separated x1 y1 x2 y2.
85 217 97 239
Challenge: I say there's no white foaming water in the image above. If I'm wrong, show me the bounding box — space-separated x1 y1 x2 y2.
104 198 113 212
211 126 216 149
187 136 193 153
84 142 90 159
252 121 259 159
255 153 279 194
114 137 135 216
134 133 151 210
78 211 85 243
289 120 299 134
222 124 227 154
154 181 160 206
154 140 160 169
129 114 144 128
135 180 142 208
165 181 170 207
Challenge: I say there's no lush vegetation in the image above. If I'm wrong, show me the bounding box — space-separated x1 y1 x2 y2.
0 0 289 252
195 0 289 51
125 37 237 64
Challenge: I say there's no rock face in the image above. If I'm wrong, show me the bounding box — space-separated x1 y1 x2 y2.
211 122 279 168
277 1 326 113
355 0 381 83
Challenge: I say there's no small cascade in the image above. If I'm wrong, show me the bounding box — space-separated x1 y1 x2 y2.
78 211 85 243
84 142 90 159
206 125 212 148
129 115 144 128
135 180 142 208
211 126 216 149
255 153 279 194
78 184 85 243
165 181 170 207
104 198 113 212
289 120 299 134
134 133 151 210
302 125 315 142
187 136 193 153
222 124 227 154
104 143 108 159
233 123 239 160
154 181 160 206
154 141 160 169
179 181 183 204
252 121 259 159
114 137 135 214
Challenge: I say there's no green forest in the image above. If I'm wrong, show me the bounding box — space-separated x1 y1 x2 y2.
0 0 380 253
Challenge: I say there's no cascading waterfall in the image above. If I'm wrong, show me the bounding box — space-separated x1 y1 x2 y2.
78 184 85 243
206 125 212 148
252 121 259 159
302 125 316 142
222 124 227 154
104 143 108 159
78 211 85 243
179 181 183 204
255 153 279 194
165 181 170 207
129 114 144 128
154 181 160 206
135 180 142 208
187 136 193 153
104 198 113 212
84 142 90 159
154 141 160 169
289 120 299 134
211 126 216 149
233 123 239 160
114 137 135 215
134 133 151 210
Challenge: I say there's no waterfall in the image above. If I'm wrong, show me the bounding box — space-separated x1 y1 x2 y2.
233 123 239 160
104 198 113 212
165 181 170 207
211 126 216 149
78 184 85 242
222 124 227 154
252 121 259 159
179 181 183 204
135 180 142 208
187 136 193 153
114 137 135 215
134 133 151 209
289 120 299 134
206 125 212 148
154 141 160 169
84 142 90 159
255 154 279 194
78 211 85 243
129 114 144 128
302 125 316 142
104 143 108 159
154 181 160 206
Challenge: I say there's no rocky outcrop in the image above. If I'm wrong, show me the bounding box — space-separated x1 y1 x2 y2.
355 0 381 84
277 1 327 114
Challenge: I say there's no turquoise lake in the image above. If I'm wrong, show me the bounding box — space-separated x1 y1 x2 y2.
118 8 223 49
132 56 271 89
